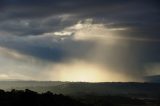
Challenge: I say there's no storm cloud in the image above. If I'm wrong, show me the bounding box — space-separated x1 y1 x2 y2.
0 0 160 81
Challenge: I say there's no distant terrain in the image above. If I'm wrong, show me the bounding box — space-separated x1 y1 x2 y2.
1 89 159 106
0 81 160 98
0 81 160 106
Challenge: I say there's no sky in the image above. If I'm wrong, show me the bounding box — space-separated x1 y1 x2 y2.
0 0 160 82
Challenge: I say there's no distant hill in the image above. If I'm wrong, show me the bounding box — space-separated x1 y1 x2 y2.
144 75 160 83
0 81 67 90
0 81 160 98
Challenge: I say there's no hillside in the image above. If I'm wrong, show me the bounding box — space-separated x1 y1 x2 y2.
1 81 160 98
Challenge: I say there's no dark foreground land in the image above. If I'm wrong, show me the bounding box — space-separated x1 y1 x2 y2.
0 89 160 106
0 89 84 106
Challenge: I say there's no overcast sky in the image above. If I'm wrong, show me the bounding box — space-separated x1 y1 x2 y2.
0 0 160 82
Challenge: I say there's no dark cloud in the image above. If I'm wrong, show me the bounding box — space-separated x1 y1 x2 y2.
0 0 159 36
0 35 95 62
0 0 160 80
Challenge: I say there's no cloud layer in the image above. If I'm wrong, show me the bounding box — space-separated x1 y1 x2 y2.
0 0 160 81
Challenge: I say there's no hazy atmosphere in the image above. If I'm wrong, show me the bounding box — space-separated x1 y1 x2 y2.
0 0 160 82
